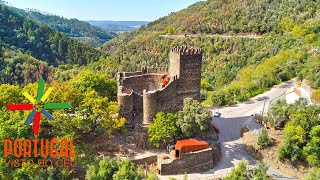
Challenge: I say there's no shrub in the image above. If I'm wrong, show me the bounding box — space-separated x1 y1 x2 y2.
258 128 271 148
86 157 145 180
223 161 248 180
305 168 320 180
251 162 269 180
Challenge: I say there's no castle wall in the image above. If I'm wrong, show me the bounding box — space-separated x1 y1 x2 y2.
122 73 164 94
142 79 182 124
143 89 157 125
123 71 143 77
118 91 133 125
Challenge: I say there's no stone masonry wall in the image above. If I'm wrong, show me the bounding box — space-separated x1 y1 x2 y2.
142 79 179 125
122 73 164 94
159 148 214 175
118 91 133 124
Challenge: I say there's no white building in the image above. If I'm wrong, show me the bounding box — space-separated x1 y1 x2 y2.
285 86 312 105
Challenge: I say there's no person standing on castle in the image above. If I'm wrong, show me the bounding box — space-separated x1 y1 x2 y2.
136 108 139 116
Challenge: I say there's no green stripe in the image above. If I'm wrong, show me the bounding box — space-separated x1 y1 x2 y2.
44 103 73 109
36 78 45 100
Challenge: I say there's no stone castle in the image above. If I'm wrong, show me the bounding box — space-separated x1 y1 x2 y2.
117 46 202 127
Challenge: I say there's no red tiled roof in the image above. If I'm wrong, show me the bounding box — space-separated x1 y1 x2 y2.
175 138 208 152
294 87 302 97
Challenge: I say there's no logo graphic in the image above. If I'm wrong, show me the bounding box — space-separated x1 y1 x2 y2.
5 78 72 135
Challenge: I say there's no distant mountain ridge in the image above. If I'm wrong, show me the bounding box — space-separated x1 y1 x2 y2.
87 20 149 33
11 7 117 47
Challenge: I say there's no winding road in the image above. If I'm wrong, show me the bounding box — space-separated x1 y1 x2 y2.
160 80 297 180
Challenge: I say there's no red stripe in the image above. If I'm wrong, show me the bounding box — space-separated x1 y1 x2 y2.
5 104 33 110
32 111 41 136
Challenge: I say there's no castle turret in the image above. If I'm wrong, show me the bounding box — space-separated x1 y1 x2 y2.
143 89 157 126
169 46 203 101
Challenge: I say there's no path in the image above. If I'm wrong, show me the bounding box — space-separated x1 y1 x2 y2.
160 79 296 180
160 33 262 40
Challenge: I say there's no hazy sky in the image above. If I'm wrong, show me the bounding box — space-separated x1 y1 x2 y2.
5 0 201 21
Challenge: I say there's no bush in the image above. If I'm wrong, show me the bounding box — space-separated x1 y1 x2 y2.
223 161 269 180
258 128 271 148
305 168 320 180
311 89 320 103
251 162 269 180
146 170 159 180
86 157 145 180
211 90 229 106
223 161 248 180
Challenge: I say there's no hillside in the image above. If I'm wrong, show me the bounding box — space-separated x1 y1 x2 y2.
0 4 105 68
11 8 117 47
99 0 320 105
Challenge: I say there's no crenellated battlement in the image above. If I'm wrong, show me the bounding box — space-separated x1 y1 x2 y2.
171 46 203 55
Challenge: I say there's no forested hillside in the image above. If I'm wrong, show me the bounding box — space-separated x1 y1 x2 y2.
16 9 117 47
100 0 320 105
0 4 104 67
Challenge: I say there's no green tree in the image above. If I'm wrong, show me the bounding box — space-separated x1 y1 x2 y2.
266 100 307 129
303 125 320 166
0 84 23 106
177 98 212 137
277 125 306 161
148 112 181 147
77 90 125 136
71 71 117 101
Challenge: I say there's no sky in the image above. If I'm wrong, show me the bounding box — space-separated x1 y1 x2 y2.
4 0 200 21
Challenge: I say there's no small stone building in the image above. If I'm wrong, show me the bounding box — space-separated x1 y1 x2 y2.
117 46 203 127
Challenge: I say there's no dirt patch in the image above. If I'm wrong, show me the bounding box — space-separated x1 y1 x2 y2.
82 132 136 158
242 127 309 179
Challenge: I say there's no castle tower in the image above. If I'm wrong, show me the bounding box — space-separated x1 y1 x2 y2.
169 46 203 101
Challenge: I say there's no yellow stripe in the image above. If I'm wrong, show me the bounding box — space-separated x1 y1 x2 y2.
22 92 36 104
40 87 54 102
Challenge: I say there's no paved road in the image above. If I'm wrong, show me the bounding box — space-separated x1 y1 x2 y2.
160 80 297 180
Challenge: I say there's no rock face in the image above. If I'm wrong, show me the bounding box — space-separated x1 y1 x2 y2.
117 46 203 127
158 147 214 175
